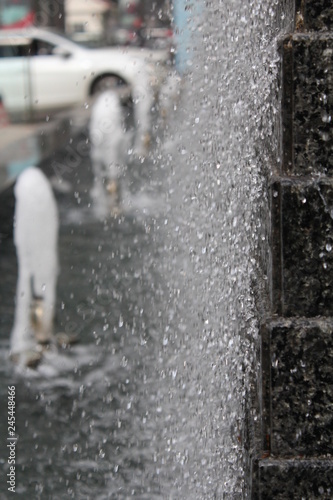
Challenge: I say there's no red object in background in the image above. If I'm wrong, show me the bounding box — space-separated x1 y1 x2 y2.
132 17 142 29
1 10 34 29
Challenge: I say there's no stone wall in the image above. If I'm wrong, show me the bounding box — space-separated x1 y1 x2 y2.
254 1 333 497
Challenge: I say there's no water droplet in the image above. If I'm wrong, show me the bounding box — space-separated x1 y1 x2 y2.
320 93 328 105
320 131 330 142
321 111 331 123
325 243 332 252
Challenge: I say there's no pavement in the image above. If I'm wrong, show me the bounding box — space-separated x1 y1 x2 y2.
0 104 92 192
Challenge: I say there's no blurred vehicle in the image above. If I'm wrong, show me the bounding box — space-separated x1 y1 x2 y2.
0 27 170 121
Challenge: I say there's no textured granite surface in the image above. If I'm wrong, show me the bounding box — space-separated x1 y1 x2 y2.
261 318 333 457
255 458 333 499
299 0 333 31
271 178 333 317
252 0 333 497
281 33 333 175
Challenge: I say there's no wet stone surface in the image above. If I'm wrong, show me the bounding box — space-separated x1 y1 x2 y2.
282 33 333 175
262 318 333 457
258 3 333 495
271 178 333 317
256 458 333 500
301 0 333 31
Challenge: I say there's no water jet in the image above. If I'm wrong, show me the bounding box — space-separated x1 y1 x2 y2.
10 166 59 367
89 90 133 218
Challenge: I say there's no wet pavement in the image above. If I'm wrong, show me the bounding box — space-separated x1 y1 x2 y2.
0 124 179 497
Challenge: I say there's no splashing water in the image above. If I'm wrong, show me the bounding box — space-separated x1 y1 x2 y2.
0 1 296 497
10 167 59 365
152 0 294 496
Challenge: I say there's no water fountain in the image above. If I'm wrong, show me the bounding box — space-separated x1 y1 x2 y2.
89 90 133 218
2 0 328 497
10 167 59 367
118 59 155 157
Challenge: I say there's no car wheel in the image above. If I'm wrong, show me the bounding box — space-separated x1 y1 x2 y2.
91 75 128 96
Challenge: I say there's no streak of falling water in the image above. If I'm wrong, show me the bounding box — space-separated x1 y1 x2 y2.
154 0 294 497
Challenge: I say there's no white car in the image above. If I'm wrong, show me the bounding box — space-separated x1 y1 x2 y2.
0 27 169 120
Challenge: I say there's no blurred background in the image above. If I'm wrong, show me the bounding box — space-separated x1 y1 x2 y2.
0 0 173 49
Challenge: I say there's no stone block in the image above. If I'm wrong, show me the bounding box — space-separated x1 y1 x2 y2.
255 457 333 499
261 318 333 457
300 0 333 31
271 178 333 317
281 33 333 175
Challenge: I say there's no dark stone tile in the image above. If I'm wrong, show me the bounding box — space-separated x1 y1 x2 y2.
253 3 333 498
301 0 333 31
271 178 333 317
262 318 333 457
281 33 333 175
256 457 333 499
